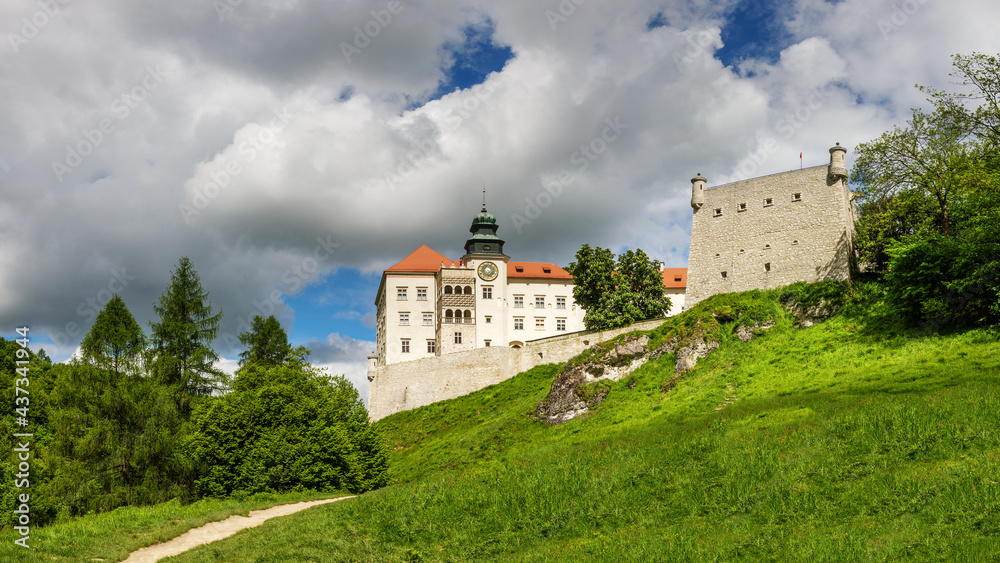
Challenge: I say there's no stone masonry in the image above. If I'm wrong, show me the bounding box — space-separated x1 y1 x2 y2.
685 143 856 308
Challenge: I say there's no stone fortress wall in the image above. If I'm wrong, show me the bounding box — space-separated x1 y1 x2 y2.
685 143 856 308
367 318 665 421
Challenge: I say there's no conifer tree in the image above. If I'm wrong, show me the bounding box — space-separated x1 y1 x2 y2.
238 315 293 367
79 294 147 378
149 257 224 397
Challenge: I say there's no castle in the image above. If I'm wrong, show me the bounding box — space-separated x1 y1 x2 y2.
685 143 856 307
367 143 856 419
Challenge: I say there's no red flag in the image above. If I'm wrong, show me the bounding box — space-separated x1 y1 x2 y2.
799 152 802 158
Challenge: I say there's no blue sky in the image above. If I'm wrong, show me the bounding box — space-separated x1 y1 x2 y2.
2 0 999 399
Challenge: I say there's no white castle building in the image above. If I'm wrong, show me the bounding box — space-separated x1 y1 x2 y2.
369 200 687 370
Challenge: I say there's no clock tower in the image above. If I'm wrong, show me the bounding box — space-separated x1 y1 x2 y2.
460 191 510 349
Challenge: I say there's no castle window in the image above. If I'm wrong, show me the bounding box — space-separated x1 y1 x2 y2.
557 318 566 331
765 262 771 272
423 312 433 326
556 297 566 309
514 317 524 330
397 287 407 300
515 267 524 273
514 295 524 308
543 268 552 274
792 240 799 245
714 208 723 217
454 332 462 344
484 340 491 347
444 285 453 295
484 245 491 251
764 244 771 250
401 339 410 353
739 249 745 254
715 253 721 258
535 317 545 330
535 296 545 308
485 315 492 323
738 202 747 212
417 287 428 300
721 271 728 279
764 198 773 207
399 313 409 326
464 286 473 295
482 286 492 299
464 310 472 319
674 276 682 282
792 193 802 202
427 340 436 353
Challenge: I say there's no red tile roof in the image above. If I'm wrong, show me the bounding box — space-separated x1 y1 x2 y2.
385 245 460 273
507 262 573 280
662 267 687 289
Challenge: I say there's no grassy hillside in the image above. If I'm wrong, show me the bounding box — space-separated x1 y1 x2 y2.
14 284 1000 561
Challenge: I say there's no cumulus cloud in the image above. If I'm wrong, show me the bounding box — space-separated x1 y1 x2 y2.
2 0 999 384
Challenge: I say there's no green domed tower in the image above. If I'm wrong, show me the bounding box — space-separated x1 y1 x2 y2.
463 190 506 257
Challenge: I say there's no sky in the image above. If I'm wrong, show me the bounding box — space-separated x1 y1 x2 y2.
2 0 999 402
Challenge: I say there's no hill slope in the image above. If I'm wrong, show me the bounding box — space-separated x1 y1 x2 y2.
83 286 1000 560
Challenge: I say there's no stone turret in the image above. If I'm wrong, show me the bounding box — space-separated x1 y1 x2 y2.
828 142 848 181
367 352 377 381
691 173 707 209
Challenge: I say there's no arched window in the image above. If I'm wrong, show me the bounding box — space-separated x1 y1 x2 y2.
445 309 454 318
464 310 472 318
464 286 473 295
444 285 453 294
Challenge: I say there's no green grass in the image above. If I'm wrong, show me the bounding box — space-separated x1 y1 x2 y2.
13 287 1000 561
0 490 348 562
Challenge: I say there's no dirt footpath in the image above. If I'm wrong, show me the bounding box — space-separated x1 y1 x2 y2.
122 496 355 562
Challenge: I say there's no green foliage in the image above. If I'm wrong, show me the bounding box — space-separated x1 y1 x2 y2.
779 280 850 311
853 53 1000 329
79 294 147 378
237 314 294 368
567 244 671 330
149 256 225 397
187 364 388 497
153 288 1000 562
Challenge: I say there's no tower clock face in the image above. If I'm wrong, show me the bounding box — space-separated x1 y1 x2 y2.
477 261 499 281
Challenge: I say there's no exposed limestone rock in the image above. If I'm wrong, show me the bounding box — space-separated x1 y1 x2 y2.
673 338 719 374
785 297 842 328
735 320 776 342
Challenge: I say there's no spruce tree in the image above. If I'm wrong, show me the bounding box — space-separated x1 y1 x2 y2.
238 315 293 367
79 294 147 378
150 257 224 397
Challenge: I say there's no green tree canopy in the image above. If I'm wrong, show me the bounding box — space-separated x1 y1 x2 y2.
79 294 147 378
238 315 294 367
149 257 224 397
851 52 1000 328
567 245 670 330
186 364 388 497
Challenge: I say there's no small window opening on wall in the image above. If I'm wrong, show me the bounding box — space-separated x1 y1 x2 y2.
715 253 721 258
765 262 771 272
764 197 773 207
714 207 723 217
515 267 524 273
543 268 551 274
721 271 728 279
764 244 771 250
792 240 799 245
738 202 747 212
739 249 745 254
792 193 802 202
